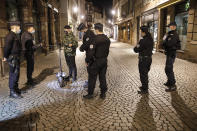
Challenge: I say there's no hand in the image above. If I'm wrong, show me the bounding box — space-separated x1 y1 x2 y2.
86 63 88 67
69 44 72 47
2 58 7 62
40 43 43 47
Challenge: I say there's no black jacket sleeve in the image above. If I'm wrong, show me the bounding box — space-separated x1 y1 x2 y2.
25 40 34 52
80 31 95 52
134 39 147 53
4 34 14 59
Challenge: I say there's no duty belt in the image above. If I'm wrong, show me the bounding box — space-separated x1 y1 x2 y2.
138 56 151 59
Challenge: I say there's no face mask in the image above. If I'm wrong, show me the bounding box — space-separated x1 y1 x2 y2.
16 29 21 34
31 30 35 34
64 31 68 35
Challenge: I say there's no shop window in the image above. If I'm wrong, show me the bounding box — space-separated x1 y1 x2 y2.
175 12 188 50
175 1 189 50
128 23 130 40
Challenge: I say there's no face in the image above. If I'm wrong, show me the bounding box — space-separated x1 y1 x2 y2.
11 25 21 34
141 31 146 37
169 25 176 31
94 30 99 35
81 28 86 33
28 27 35 33
64 28 71 33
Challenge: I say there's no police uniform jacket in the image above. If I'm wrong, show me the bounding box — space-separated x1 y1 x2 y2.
89 34 110 63
4 31 21 59
21 31 34 55
80 29 95 63
134 34 153 57
163 30 181 55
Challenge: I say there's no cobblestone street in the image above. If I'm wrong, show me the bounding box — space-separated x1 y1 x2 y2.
0 41 197 131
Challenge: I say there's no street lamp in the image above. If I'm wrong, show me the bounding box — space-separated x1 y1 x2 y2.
73 6 78 13
81 15 85 19
111 10 115 15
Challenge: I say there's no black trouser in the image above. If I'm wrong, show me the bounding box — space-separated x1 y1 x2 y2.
165 54 176 85
9 59 20 92
138 56 152 89
65 56 77 80
25 53 34 82
87 58 108 95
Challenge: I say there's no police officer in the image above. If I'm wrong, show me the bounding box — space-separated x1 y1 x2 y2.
21 23 37 86
3 21 22 98
63 25 78 82
77 23 95 86
134 26 153 94
163 22 181 92
83 23 111 99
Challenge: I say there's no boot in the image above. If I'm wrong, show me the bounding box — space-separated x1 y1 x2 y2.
83 94 94 99
165 85 177 92
100 93 106 99
15 88 26 94
26 79 37 86
10 90 23 99
138 87 148 94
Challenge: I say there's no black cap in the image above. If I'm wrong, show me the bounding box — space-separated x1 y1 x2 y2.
77 23 86 31
168 22 177 27
25 22 34 27
8 21 20 26
64 25 71 29
140 26 149 33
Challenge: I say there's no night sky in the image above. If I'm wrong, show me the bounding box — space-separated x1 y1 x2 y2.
92 0 113 19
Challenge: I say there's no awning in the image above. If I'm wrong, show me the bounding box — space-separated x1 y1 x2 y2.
157 0 185 9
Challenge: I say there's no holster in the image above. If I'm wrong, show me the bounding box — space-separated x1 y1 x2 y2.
8 55 20 73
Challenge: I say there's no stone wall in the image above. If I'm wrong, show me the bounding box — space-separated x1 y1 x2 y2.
184 0 197 62
0 0 60 77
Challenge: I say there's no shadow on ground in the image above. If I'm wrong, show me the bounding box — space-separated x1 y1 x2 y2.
21 66 58 91
133 94 157 130
171 91 197 130
0 111 40 131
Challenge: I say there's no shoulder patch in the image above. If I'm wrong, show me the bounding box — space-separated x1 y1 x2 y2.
86 37 89 41
90 44 93 49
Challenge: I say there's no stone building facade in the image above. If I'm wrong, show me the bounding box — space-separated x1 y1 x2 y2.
113 0 134 44
0 0 61 77
59 0 86 39
113 0 197 63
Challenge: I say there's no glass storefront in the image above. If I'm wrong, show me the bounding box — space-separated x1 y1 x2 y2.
175 12 188 50
141 9 158 49
175 1 189 50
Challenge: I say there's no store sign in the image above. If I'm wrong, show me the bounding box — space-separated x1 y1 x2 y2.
185 0 190 11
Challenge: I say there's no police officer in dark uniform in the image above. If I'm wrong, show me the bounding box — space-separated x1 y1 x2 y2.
77 23 95 64
3 21 22 98
83 23 111 99
163 22 181 92
21 23 37 86
134 26 154 94
77 23 95 87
